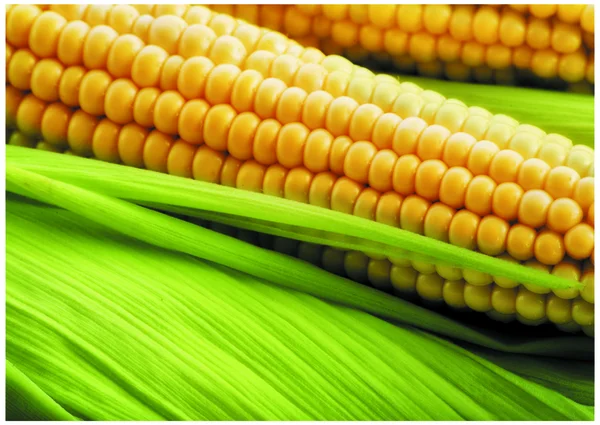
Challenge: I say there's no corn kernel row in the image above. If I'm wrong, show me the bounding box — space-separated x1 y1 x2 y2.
9 4 594 173
22 3 597 88
508 4 594 33
322 37 594 86
291 5 593 52
203 4 594 88
7 45 595 247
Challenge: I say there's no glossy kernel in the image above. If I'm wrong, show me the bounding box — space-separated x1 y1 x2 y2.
203 104 237 152
416 273 445 303
205 64 241 105
8 49 37 91
106 4 139 34
464 175 496 216
392 154 421 196
82 25 118 70
534 228 565 267
424 203 455 242
167 140 197 179
573 177 594 212
516 287 546 321
7 5 41 48
276 122 310 169
67 110 98 156
104 78 137 125
253 119 281 166
308 172 336 209
564 223 594 260
375 192 403 227
194 145 227 184
29 11 66 58
209 35 247 67
303 91 334 131
477 215 509 256
415 159 447 202
518 189 553 228
489 149 524 183
464 283 492 312
92 119 121 164
262 164 288 197
79 70 112 117
144 130 174 173
276 87 308 125
491 182 523 222
148 15 186 55
415 124 451 161
133 87 160 128
179 24 217 59
153 91 185 135
517 158 551 190
330 176 363 214
107 34 145 78
160 55 185 91
31 58 64 102
400 195 430 234
344 141 378 184
467 140 500 176
57 20 90 66
254 77 287 119
449 209 480 250
178 56 216 100
368 150 398 193
132 45 169 88
546 294 573 324
354 188 380 221
40 103 72 147
326 96 359 137
547 198 584 234
118 123 148 168
442 132 476 167
392 117 428 157
544 165 580 199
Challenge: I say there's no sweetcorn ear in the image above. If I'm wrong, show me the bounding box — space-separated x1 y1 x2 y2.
6 44 595 256
5 4 594 334
203 4 595 90
6 5 595 178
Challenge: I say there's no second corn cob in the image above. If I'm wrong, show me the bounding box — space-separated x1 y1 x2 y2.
201 4 595 90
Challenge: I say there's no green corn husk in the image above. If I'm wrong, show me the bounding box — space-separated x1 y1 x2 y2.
5 161 594 420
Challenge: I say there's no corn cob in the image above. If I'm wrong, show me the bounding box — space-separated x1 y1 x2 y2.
5 4 595 333
7 44 596 254
10 4 594 176
203 4 595 89
7 31 596 228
